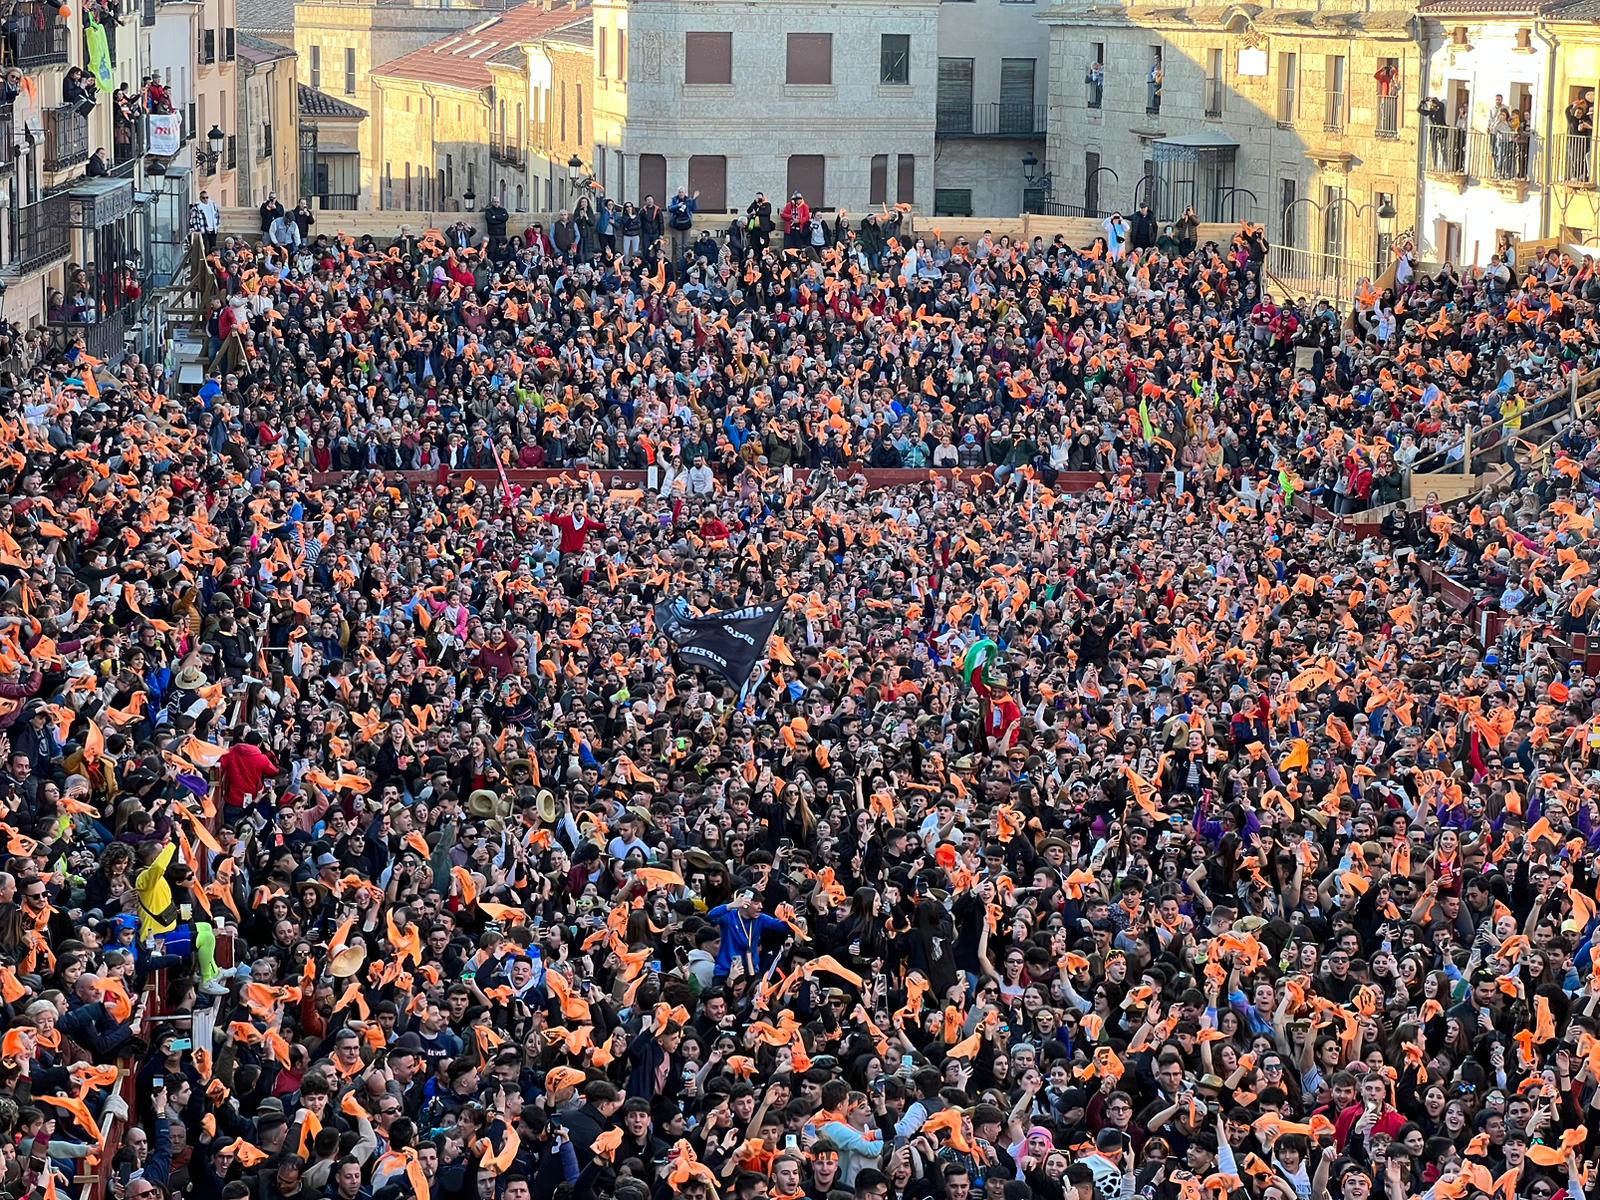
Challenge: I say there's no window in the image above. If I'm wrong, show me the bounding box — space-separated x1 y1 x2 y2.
404 163 411 208
1516 26 1532 49
869 154 888 205
1279 177 1297 242
786 33 832 85
1324 54 1346 131
1440 219 1462 263
880 34 909 85
1087 42 1104 108
345 48 356 95
1376 56 1399 136
999 58 1036 133
1205 47 1223 117
897 153 915 204
786 154 825 207
310 45 320 90
577 84 584 143
1451 25 1469 45
934 188 973 216
1085 149 1101 214
560 82 567 142
1277 52 1297 124
446 153 454 200
937 57 974 133
688 154 726 210
599 27 607 78
618 30 626 80
263 122 272 156
639 153 666 206
598 150 605 190
685 32 732 85
1322 182 1342 256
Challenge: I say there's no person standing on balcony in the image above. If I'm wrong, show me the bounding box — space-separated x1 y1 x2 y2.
1419 94 1446 167
1567 91 1592 182
1146 56 1163 114
1489 94 1513 177
1452 95 1470 171
1086 60 1104 108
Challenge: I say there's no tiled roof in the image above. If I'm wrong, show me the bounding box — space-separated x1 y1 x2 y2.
241 0 295 35
1417 0 1537 12
371 1 590 89
298 82 367 119
1546 0 1600 17
238 32 294 65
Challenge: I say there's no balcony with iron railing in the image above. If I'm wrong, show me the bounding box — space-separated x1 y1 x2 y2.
43 104 88 172
1277 86 1296 129
2 192 72 275
1203 77 1223 119
3 2 70 69
936 101 1046 137
1556 132 1596 188
1324 90 1346 132
112 111 145 175
315 192 359 209
0 106 14 175
1376 93 1400 139
1086 75 1103 109
51 302 140 364
1471 128 1538 185
488 130 526 168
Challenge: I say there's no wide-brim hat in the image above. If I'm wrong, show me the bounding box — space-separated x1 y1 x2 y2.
328 942 367 978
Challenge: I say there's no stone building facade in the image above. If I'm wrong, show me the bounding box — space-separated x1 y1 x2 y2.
933 0 1051 217
372 2 590 213
1041 0 1420 275
589 0 939 215
294 0 511 208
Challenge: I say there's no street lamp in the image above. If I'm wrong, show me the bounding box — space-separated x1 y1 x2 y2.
462 188 476 212
1020 152 1053 210
207 124 224 159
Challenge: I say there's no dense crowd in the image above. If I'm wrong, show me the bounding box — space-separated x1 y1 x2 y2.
0 190 1598 1200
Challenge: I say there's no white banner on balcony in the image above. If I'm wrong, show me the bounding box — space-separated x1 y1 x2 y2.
147 113 179 157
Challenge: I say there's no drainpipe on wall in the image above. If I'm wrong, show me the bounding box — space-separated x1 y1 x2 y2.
1414 13 1432 257
1538 18 1558 240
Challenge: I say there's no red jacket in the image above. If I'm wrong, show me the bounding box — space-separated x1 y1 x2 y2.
219 742 280 808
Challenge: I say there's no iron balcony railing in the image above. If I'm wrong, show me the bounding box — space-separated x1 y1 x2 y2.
1277 86 1296 127
936 101 1046 136
1472 128 1538 183
1204 77 1223 119
0 105 14 175
1557 132 1598 187
3 193 72 275
43 104 88 172
315 192 358 209
1324 89 1346 132
52 305 139 364
4 2 69 69
1376 93 1400 139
